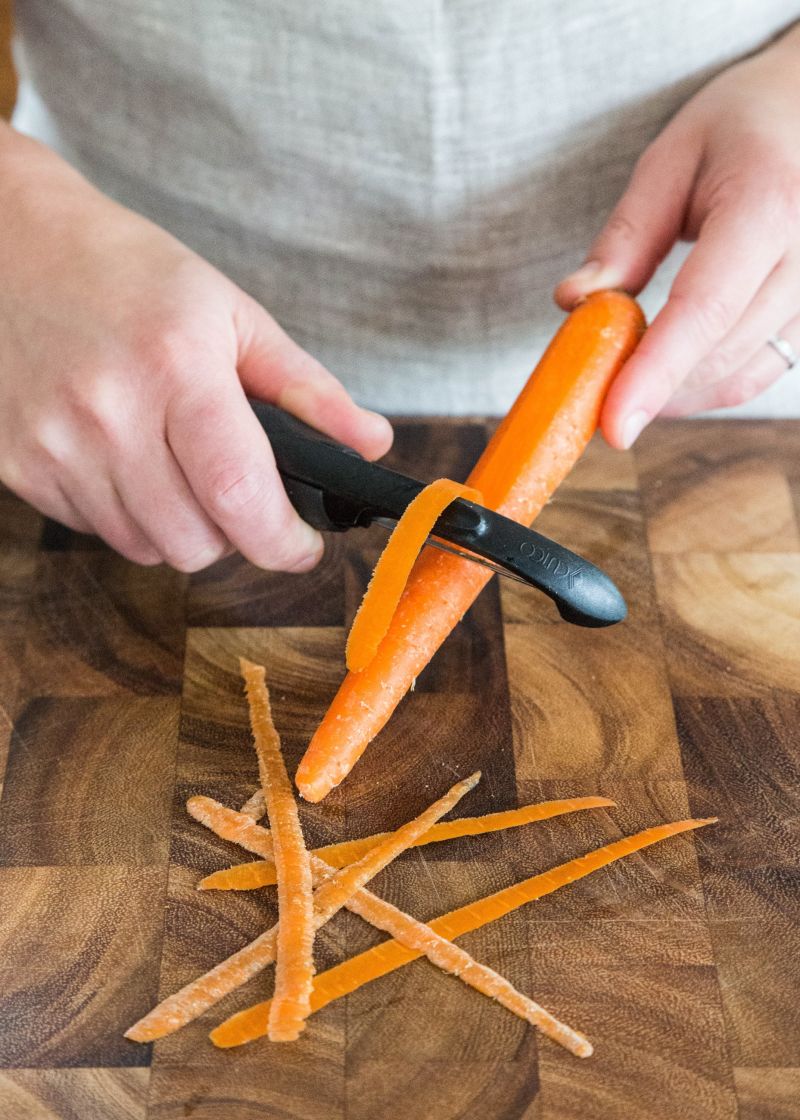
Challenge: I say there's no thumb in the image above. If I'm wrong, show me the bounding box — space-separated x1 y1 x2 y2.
234 293 393 460
554 121 701 310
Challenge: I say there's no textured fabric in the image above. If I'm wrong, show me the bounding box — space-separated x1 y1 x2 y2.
11 0 800 415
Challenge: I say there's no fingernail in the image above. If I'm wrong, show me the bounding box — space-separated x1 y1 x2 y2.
620 409 649 449
561 260 621 292
365 409 393 437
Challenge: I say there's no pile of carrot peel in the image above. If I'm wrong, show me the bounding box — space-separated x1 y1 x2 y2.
125 657 716 1059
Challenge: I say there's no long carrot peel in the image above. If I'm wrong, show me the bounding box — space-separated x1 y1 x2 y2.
240 658 315 1042
296 291 647 801
307 770 480 922
197 796 617 892
346 479 482 673
180 796 588 1051
124 772 480 1043
210 817 714 1049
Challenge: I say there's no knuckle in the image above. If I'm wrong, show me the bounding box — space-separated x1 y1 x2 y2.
93 514 159 566
205 464 266 519
669 289 737 342
693 340 745 384
701 169 743 215
162 537 227 573
31 413 74 465
236 488 318 571
714 376 756 410
68 370 128 446
603 210 639 245
143 322 193 381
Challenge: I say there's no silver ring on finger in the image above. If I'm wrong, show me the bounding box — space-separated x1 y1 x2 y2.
767 334 799 370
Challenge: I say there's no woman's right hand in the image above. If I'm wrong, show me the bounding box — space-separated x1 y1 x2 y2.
0 125 392 572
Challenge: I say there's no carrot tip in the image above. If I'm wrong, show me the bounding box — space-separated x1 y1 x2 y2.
296 773 334 803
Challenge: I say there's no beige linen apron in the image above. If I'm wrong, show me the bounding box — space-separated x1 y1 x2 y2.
12 0 800 415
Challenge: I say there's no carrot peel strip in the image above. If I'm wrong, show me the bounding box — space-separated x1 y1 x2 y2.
240 658 315 1042
238 788 265 820
130 787 593 1048
210 817 715 1049
196 796 617 891
346 478 482 673
125 772 480 1042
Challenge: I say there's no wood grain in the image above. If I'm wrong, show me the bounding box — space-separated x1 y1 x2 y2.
675 694 800 871
636 420 800 553
0 0 14 120
23 554 186 698
0 867 167 1066
187 538 346 629
734 1067 800 1120
0 697 179 865
534 919 737 1120
0 1069 149 1120
1 418 798 1117
506 621 681 781
653 553 800 698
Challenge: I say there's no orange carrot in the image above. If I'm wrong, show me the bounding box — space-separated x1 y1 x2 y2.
211 816 713 1048
296 291 646 801
240 658 314 1042
346 478 482 673
197 796 616 891
125 772 479 1042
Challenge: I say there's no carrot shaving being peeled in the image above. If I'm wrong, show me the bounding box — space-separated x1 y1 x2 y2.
296 292 647 802
125 772 480 1043
346 478 482 673
197 796 616 892
239 658 315 1042
210 817 716 1049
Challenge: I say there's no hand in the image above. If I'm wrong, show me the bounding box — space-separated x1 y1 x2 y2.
0 126 392 571
554 26 800 447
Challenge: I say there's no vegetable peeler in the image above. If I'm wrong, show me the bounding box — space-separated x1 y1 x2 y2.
251 401 627 627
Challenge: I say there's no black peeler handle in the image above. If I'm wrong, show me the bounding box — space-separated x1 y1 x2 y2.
250 401 627 628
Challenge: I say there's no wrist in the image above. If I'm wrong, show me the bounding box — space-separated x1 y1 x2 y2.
0 122 107 234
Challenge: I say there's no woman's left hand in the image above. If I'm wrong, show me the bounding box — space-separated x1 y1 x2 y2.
555 25 800 448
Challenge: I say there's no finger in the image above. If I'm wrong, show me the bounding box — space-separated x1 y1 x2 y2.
49 483 94 535
661 255 799 412
554 121 700 309
601 199 786 448
167 377 325 572
4 467 94 535
64 472 163 565
234 295 393 460
661 315 799 416
113 445 231 572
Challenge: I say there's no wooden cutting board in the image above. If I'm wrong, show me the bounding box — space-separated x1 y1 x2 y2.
1 418 798 1120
